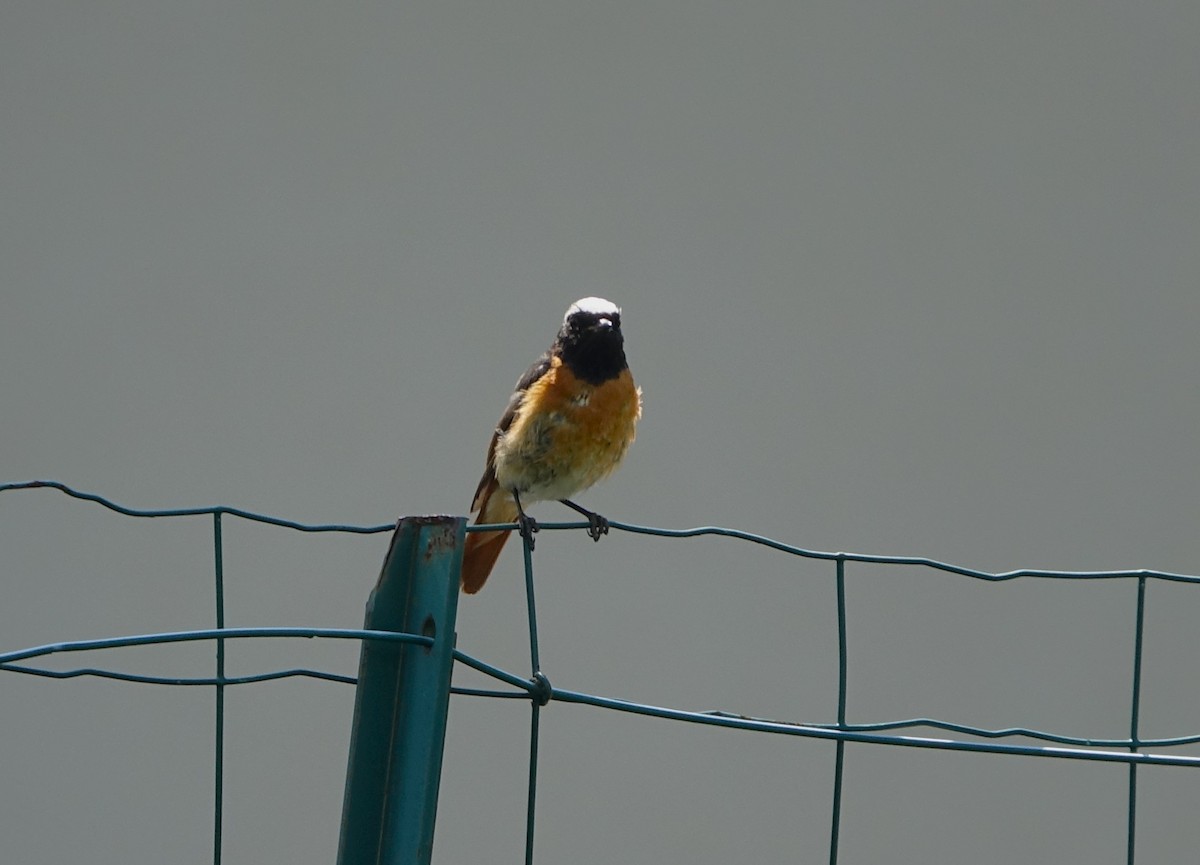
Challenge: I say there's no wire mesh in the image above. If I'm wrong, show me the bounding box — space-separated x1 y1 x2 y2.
3 479 1198 865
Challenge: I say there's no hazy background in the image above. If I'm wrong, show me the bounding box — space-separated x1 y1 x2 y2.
3 2 1198 863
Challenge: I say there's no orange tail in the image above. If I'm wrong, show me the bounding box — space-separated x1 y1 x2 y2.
461 529 511 594
461 486 518 594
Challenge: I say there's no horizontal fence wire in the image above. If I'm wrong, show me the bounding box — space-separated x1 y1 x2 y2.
2 480 1198 865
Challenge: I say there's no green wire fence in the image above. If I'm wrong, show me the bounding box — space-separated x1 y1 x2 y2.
2 480 1198 864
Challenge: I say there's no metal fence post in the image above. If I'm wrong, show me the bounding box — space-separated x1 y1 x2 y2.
337 516 464 865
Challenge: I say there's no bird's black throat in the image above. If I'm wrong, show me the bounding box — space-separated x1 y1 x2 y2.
555 327 628 385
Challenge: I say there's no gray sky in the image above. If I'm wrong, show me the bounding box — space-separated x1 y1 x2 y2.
3 2 1198 863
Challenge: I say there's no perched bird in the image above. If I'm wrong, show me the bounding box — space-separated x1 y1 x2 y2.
461 297 642 593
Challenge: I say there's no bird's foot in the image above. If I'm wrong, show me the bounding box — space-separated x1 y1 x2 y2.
584 512 609 541
513 490 539 550
560 499 609 542
516 511 540 549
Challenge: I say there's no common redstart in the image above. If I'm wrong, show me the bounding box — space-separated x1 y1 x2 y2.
461 297 642 593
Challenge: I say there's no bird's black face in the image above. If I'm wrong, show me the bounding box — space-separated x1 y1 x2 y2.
556 299 628 384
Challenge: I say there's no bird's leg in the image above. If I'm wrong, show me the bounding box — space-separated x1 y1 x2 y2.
559 499 609 541
513 489 539 550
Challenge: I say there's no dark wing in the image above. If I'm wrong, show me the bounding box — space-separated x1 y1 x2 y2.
471 351 553 511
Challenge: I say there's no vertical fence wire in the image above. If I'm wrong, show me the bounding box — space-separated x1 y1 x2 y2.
1127 576 1148 865
828 557 848 865
212 512 226 865
525 703 543 865
521 533 542 865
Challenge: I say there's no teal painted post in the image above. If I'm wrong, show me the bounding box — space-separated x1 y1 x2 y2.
337 516 464 865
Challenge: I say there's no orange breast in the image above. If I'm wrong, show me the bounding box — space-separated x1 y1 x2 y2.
495 358 641 501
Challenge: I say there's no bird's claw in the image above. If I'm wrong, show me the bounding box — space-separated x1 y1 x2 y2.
559 499 610 542
585 513 609 542
517 512 540 550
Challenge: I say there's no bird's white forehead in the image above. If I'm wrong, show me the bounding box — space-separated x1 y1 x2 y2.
565 296 620 321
